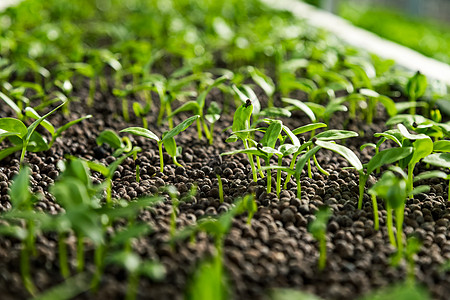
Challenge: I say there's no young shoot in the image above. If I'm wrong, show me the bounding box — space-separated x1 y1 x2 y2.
308 206 332 270
0 102 64 164
121 115 199 173
405 71 427 115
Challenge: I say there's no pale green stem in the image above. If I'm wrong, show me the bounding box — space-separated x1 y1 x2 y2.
126 272 140 300
386 204 396 247
313 154 329 176
318 237 327 270
284 153 299 189
296 174 301 199
243 139 257 182
166 102 173 130
395 206 405 255
276 156 282 198
256 156 264 178
158 141 164 173
371 194 379 230
358 173 368 210
265 158 271 194
58 232 70 278
217 174 224 203
21 246 36 296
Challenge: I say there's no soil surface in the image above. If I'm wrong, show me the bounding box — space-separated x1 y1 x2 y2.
0 85 449 300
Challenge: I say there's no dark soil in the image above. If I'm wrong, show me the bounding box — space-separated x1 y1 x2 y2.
0 85 449 300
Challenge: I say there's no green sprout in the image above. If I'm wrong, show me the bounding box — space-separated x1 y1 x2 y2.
405 71 427 116
121 114 199 173
369 168 429 262
0 102 64 164
168 75 229 144
308 206 332 270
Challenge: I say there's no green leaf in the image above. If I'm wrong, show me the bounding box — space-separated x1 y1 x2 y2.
0 91 21 116
386 114 427 127
282 98 317 122
120 127 160 142
163 136 177 158
232 101 253 140
111 224 151 246
433 140 450 153
292 123 327 136
278 144 299 157
0 118 27 138
315 140 363 171
377 95 397 117
205 101 221 124
258 107 292 118
295 146 321 176
415 170 449 181
248 66 275 97
24 107 55 135
366 147 413 175
108 251 140 273
406 71 427 100
167 101 200 118
27 131 50 152
162 115 200 142
281 125 301 147
374 130 403 147
410 137 433 167
25 102 65 144
260 121 282 149
315 130 358 141
308 206 331 239
397 124 430 141
55 115 92 138
0 145 23 161
96 130 123 149
140 261 166 281
422 153 450 169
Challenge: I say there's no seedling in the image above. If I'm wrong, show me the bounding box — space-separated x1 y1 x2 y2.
224 100 258 182
121 115 199 173
247 66 275 107
107 251 165 300
308 206 332 270
369 168 428 262
168 75 228 144
405 71 427 115
356 146 414 226
0 102 64 164
84 149 142 205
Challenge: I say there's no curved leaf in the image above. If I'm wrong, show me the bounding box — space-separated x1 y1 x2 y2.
315 140 363 171
163 115 200 141
315 129 358 141
423 153 450 169
366 147 413 174
120 127 160 142
292 123 327 136
0 118 27 138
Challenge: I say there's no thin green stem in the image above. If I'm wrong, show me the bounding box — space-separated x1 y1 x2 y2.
358 173 368 210
313 154 329 176
284 153 299 189
21 246 36 296
276 156 282 198
172 156 182 167
126 272 140 300
371 194 379 230
106 178 112 206
296 175 301 199
409 97 416 115
58 232 70 278
265 158 271 194
243 139 257 182
386 205 396 247
158 142 164 173
395 207 405 255
208 123 215 145
318 237 327 270
407 164 414 196
166 102 173 130
196 118 203 140
217 174 224 203
307 157 312 178
91 245 104 291
256 156 264 178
